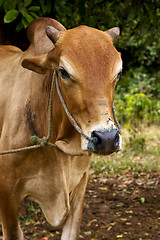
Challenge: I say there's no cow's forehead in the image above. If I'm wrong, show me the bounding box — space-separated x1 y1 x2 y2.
59 25 112 46
57 26 122 78
59 26 115 58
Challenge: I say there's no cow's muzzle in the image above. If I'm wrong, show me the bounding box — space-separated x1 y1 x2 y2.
87 127 121 155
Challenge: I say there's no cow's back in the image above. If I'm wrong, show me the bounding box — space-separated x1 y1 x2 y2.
0 46 24 141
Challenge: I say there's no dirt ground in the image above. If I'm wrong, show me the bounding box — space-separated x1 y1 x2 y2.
80 172 160 240
0 171 160 240
6 170 158 240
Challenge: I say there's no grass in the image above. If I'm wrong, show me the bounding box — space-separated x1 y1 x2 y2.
90 124 160 176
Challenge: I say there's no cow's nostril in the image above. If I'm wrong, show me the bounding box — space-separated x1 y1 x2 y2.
91 131 101 145
115 131 120 148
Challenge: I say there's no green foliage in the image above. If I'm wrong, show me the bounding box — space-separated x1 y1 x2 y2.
121 93 149 152
54 0 160 70
114 65 159 152
1 1 159 70
19 200 41 224
26 200 40 216
115 66 160 126
1 0 52 30
127 134 147 153
125 93 151 122
30 135 39 144
1 0 160 74
4 9 19 23
115 74 159 152
115 1 160 67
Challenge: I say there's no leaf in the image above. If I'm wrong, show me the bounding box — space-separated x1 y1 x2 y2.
30 12 39 18
127 9 137 22
117 234 123 238
28 6 40 12
99 187 108 191
22 12 34 23
39 0 47 14
84 231 92 235
4 9 19 23
147 180 155 185
111 222 117 226
22 16 29 28
16 22 23 31
125 210 133 214
87 16 96 27
4 0 17 12
120 218 127 221
0 0 4 7
140 197 145 204
95 0 104 3
38 238 48 240
46 0 52 14
24 0 32 8
87 219 97 227
140 26 148 36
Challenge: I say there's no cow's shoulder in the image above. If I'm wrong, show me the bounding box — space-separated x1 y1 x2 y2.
27 17 66 55
0 45 22 61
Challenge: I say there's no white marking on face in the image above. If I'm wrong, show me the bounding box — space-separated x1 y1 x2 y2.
59 57 74 78
112 60 123 82
115 60 123 74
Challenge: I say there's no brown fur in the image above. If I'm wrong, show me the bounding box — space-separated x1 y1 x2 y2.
0 17 122 240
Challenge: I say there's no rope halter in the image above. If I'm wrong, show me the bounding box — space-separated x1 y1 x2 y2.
55 71 121 142
0 71 121 155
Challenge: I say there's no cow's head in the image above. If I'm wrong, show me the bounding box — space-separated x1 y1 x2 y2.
22 23 122 156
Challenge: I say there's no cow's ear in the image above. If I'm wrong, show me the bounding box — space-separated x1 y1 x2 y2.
106 27 120 42
22 54 53 74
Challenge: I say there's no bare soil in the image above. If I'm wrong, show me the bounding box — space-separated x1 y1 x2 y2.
10 171 160 240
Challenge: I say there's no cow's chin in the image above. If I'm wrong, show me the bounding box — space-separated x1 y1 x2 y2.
55 140 91 156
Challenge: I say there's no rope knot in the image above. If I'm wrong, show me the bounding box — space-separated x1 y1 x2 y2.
30 135 48 147
39 137 48 147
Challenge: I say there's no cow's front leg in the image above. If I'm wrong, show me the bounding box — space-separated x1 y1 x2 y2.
61 171 89 240
3 223 23 240
0 198 23 240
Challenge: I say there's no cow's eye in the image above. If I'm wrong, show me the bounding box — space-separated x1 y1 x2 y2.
117 71 122 80
59 66 70 79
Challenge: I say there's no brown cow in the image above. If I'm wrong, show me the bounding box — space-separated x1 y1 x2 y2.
0 17 122 240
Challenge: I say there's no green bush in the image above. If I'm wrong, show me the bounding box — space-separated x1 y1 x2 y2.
0 0 52 31
115 66 160 126
125 93 151 122
1 0 160 70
